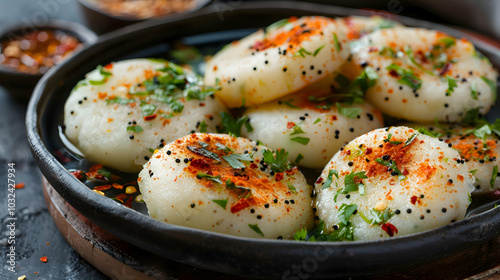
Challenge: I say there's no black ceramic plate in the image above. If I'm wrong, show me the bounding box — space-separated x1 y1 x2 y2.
27 2 500 279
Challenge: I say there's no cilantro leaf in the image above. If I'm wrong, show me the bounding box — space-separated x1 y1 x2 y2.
187 146 221 161
314 45 325 56
358 208 394 225
248 224 264 237
333 33 341 51
88 65 112 85
321 169 339 190
140 103 157 116
404 133 418 147
294 153 304 163
291 137 310 145
344 171 368 193
336 102 362 119
338 203 357 225
384 133 402 145
287 180 298 193
223 153 252 169
262 149 291 173
199 120 208 133
196 173 223 184
212 199 228 210
481 76 497 102
218 112 253 137
106 97 134 105
416 127 442 138
375 158 405 180
445 76 458 96
386 63 422 91
491 165 498 189
127 125 143 133
470 82 478 100
226 179 252 198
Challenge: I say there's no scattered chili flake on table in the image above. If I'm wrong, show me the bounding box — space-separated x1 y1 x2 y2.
15 183 25 189
40 256 48 263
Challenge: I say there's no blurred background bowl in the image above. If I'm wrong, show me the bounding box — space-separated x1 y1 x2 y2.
77 0 212 35
0 19 97 102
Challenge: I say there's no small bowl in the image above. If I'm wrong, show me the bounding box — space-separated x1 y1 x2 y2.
77 0 212 35
0 19 97 102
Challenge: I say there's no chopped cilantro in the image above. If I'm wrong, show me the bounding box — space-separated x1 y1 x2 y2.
223 153 252 169
226 179 252 198
386 63 422 91
215 142 232 153
333 33 341 52
491 165 498 189
416 127 442 138
404 46 434 75
438 37 456 48
344 171 367 193
291 136 310 145
293 47 312 58
473 124 491 139
379 46 397 58
471 82 478 100
321 169 339 190
212 199 228 210
313 45 325 56
481 76 497 102
287 180 298 193
127 125 143 133
196 173 223 184
384 133 402 145
338 204 357 225
404 133 418 147
334 66 378 104
199 120 208 133
218 112 253 137
186 146 221 161
375 158 405 180
336 102 362 119
313 118 321 124
283 100 301 109
294 153 304 163
358 208 394 225
106 97 135 105
445 76 458 96
140 103 157 116
262 149 291 173
88 65 112 85
248 224 264 237
290 126 306 136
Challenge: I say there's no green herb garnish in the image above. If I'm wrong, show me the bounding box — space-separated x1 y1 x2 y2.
196 173 223 184
248 224 264 237
223 153 253 169
386 63 422 91
262 149 291 173
321 169 339 190
127 125 143 133
491 165 498 189
218 112 253 137
212 199 228 210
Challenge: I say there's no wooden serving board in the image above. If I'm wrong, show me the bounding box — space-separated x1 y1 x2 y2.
42 176 500 280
